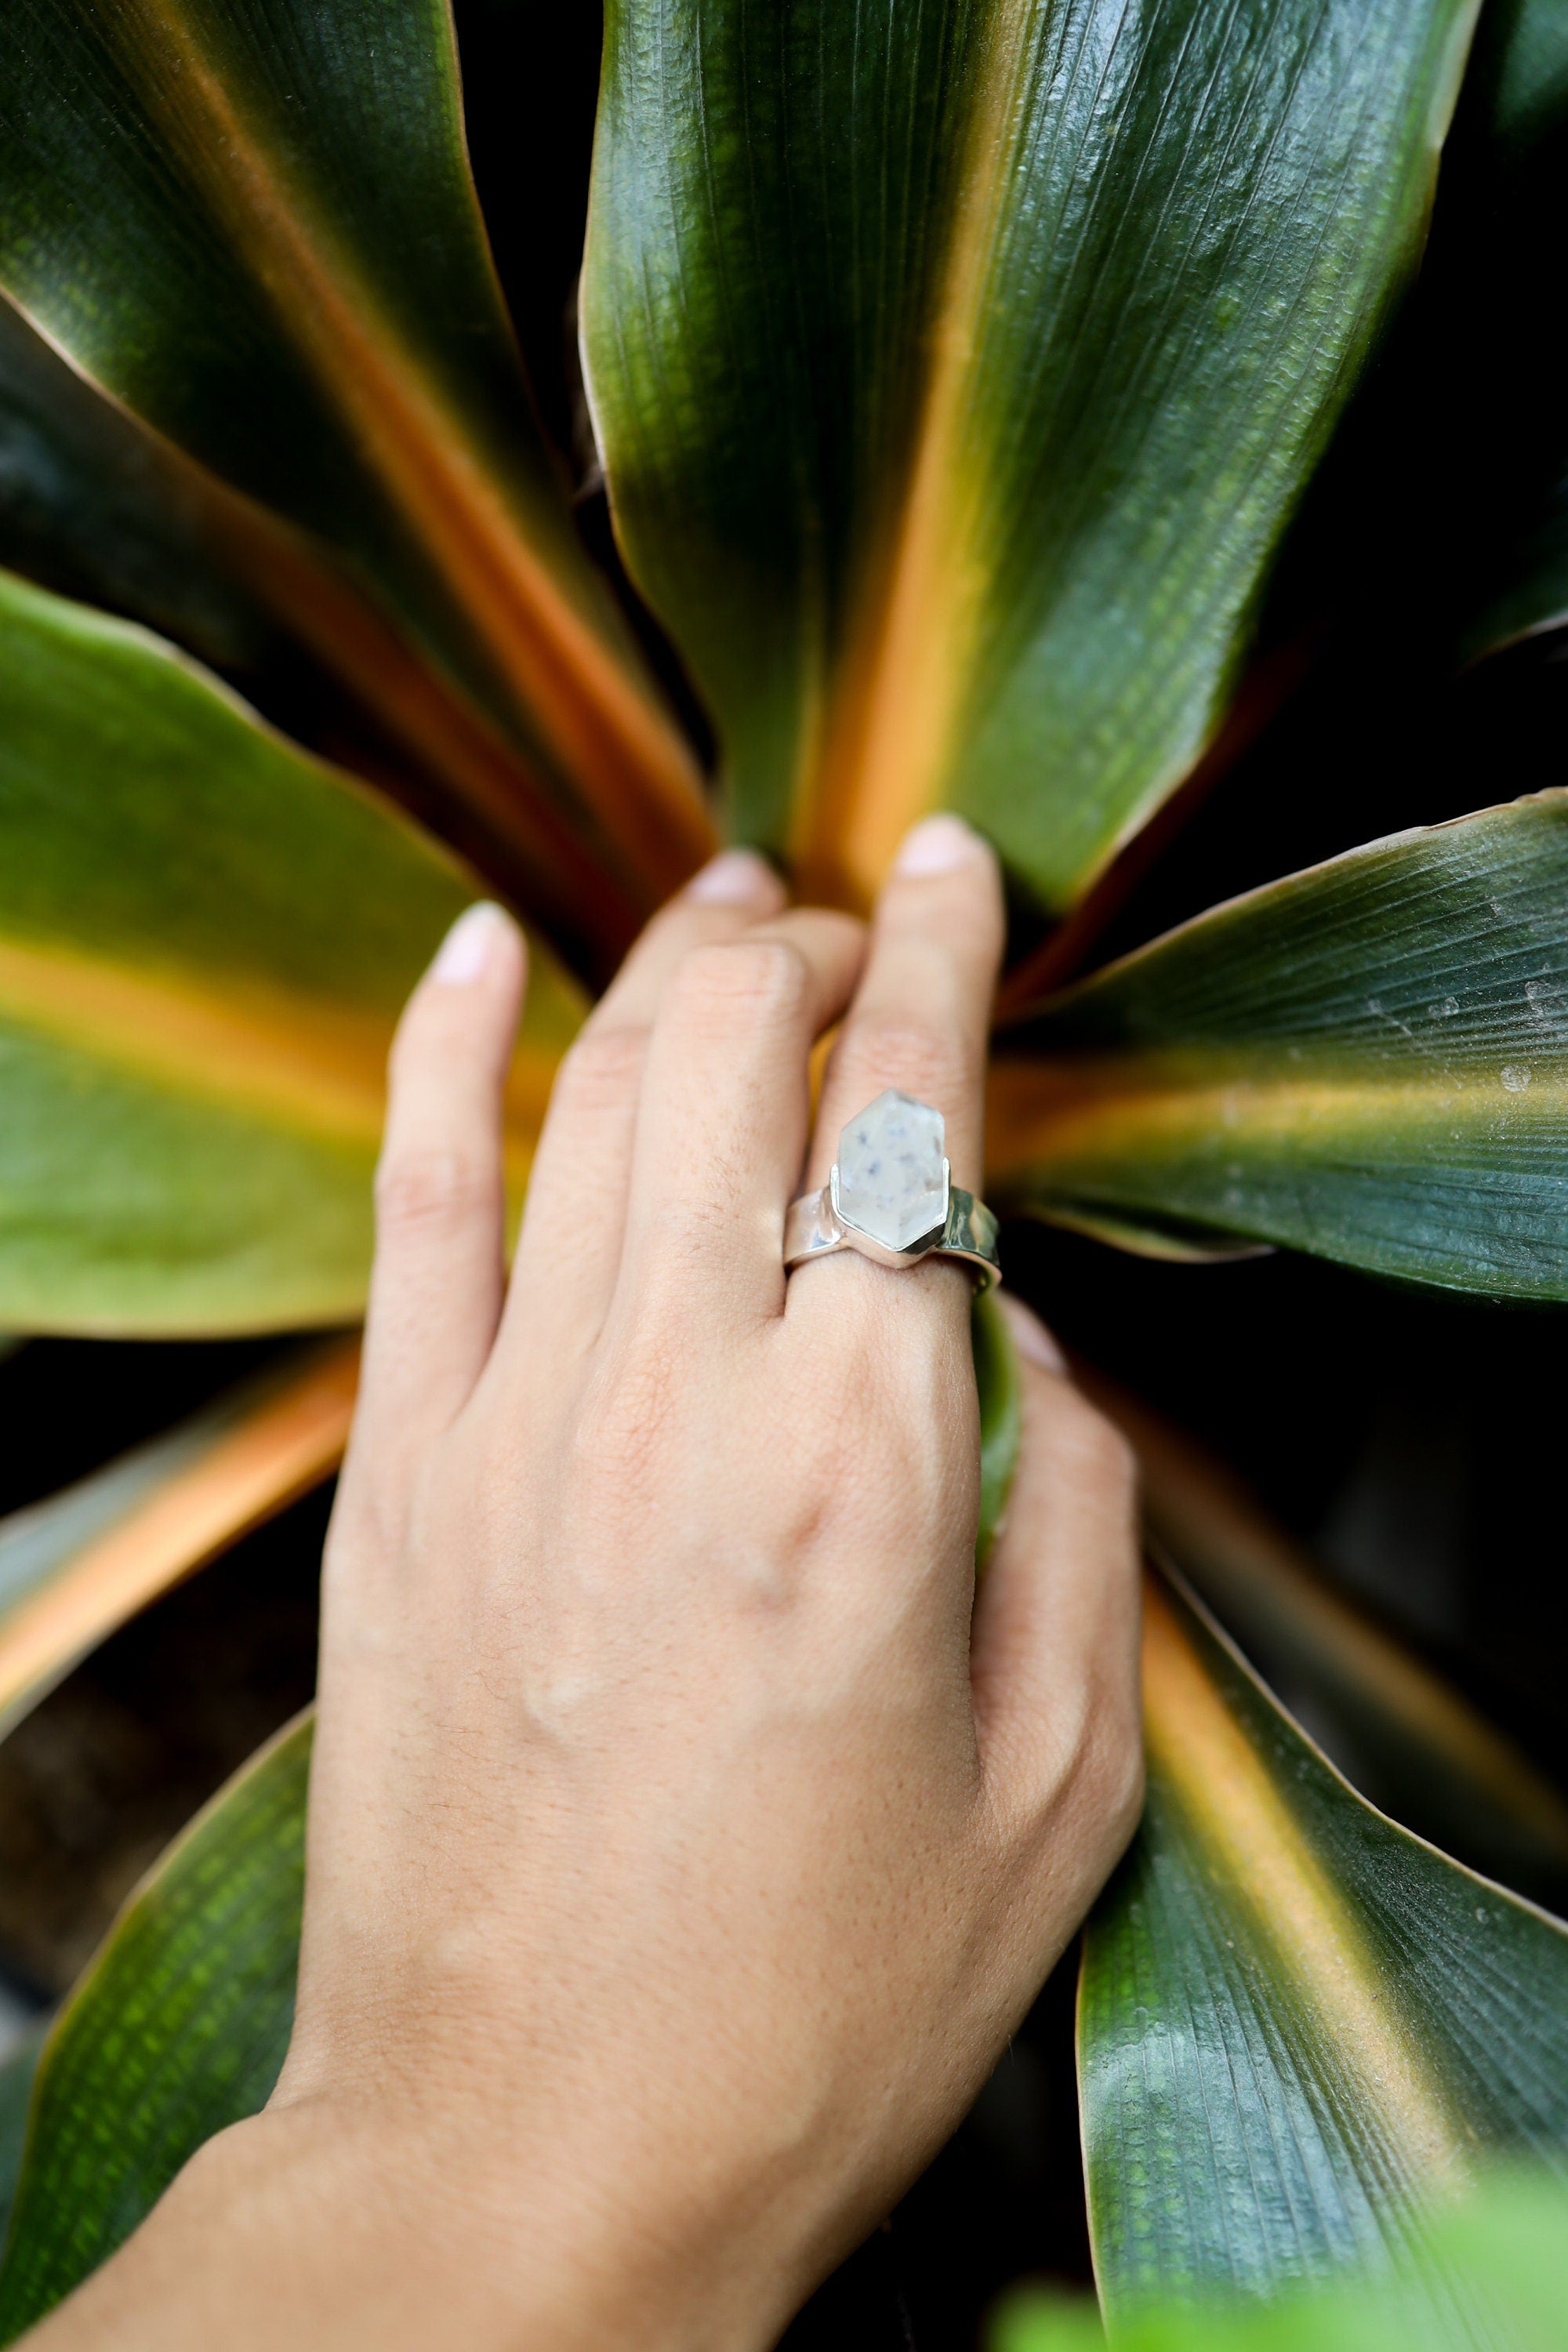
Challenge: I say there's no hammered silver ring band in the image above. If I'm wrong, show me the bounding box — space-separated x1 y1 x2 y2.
782 1090 1001 1291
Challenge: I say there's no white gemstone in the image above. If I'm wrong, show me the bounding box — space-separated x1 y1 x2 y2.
835 1090 947 1250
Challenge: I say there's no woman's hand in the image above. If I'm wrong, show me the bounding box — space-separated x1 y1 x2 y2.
34 821 1141 2351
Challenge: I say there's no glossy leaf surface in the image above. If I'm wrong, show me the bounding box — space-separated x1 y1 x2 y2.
0 1340 355 1743
1080 1577 1568 2323
584 0 1476 912
994 2176 1568 2348
0 293 647 974
0 568 581 1334
991 797 1568 1297
0 0 710 898
0 292 279 677
0 1719 309 2336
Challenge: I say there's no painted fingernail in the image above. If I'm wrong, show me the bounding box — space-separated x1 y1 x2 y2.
684 847 779 905
430 902 508 984
996 1290 1069 1376
893 812 987 877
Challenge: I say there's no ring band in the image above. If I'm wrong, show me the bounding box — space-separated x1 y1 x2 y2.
783 1090 1000 1290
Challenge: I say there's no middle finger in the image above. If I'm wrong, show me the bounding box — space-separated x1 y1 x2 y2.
496 849 786 1370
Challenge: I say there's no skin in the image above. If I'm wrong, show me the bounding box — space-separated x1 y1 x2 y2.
26 816 1142 2350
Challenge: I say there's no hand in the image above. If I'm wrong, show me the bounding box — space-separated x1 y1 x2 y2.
34 821 1141 2350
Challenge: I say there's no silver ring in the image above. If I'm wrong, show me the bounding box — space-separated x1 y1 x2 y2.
783 1090 1000 1290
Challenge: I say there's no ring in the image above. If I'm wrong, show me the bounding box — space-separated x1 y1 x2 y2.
783 1090 1000 1290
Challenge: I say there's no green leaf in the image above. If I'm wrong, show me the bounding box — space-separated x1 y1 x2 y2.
0 292 278 677
973 1289 1022 1572
0 2026 48 2258
0 0 711 900
0 567 583 1334
1080 1575 1568 2327
990 797 1568 1298
992 2285 1106 2351
583 0 1478 913
0 1718 309 2337
993 2179 1568 2347
0 292 649 977
0 1339 355 1742
1088 1372 1568 1906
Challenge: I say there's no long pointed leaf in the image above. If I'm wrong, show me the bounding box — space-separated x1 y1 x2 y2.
0 292 644 974
0 1341 356 1744
583 0 1476 912
0 1718 309 2337
991 797 1568 1297
0 568 583 1334
1080 1574 1568 2327
0 292 278 678
0 0 712 897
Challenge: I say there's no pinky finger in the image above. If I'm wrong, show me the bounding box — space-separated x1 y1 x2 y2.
355 902 527 1459
971 1298 1143 1874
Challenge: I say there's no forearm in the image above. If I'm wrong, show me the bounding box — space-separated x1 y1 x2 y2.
23 2104 787 2352
20 2111 498 2352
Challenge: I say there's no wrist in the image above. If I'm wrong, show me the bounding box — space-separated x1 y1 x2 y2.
129 2100 789 2352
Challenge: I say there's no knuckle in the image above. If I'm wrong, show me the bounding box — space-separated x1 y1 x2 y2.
666 937 808 1030
374 1144 494 1240
834 1009 967 1108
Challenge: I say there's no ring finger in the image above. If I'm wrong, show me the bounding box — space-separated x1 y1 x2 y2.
793 813 1006 1327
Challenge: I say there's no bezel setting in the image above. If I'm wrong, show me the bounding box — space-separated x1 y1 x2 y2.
829 1156 952 1266
782 1094 1001 1290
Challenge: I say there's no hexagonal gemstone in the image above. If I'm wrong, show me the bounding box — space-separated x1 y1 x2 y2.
835 1090 947 1250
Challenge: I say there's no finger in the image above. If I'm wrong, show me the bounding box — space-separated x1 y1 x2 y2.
596 847 789 1026
971 1295 1142 1854
608 908 866 1330
495 849 786 1368
354 902 527 1461
808 815 1003 1195
792 815 1004 1329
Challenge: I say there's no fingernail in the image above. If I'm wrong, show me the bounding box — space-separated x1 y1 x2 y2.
893 813 986 877
684 847 779 906
996 1290 1068 1376
430 902 507 984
